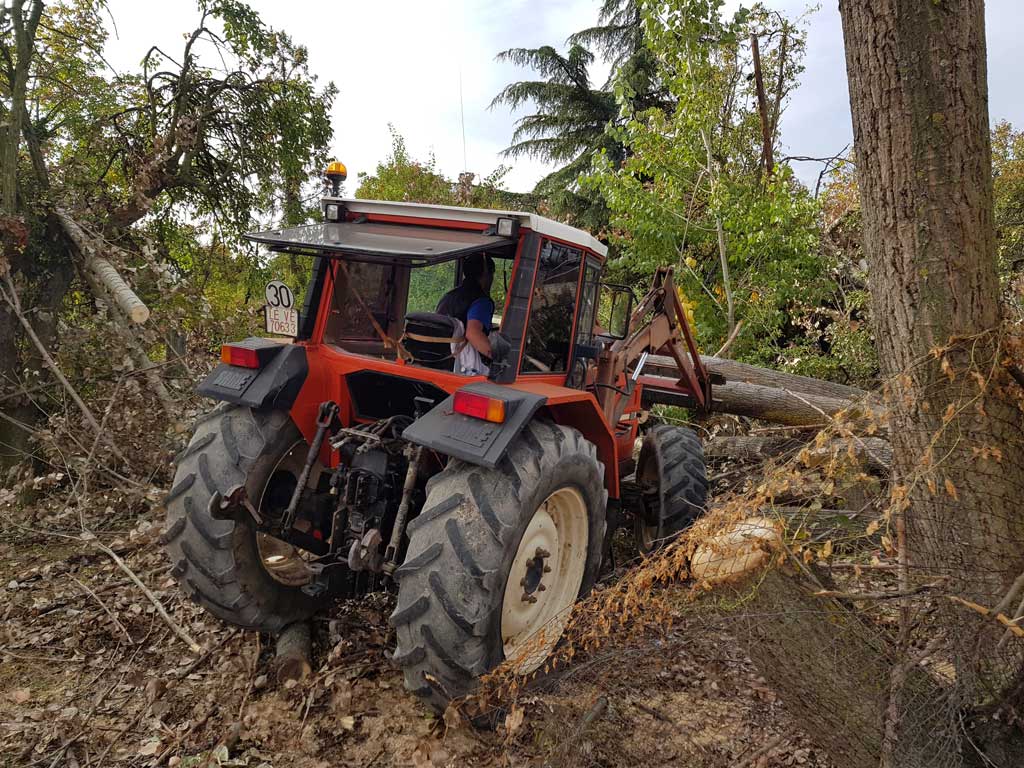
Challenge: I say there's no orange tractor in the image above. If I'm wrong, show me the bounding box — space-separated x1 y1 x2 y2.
164 165 712 710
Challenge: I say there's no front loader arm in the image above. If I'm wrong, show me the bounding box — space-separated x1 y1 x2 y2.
594 267 711 424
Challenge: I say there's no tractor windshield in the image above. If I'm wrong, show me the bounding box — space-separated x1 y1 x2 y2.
243 220 517 359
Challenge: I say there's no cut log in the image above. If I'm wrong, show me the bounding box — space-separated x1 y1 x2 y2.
645 353 869 402
86 256 149 324
273 621 312 684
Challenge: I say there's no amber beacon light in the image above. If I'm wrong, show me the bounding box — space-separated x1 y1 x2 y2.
325 161 348 196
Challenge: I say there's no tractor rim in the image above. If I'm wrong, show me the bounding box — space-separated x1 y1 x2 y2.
501 485 589 674
636 517 659 552
256 439 318 587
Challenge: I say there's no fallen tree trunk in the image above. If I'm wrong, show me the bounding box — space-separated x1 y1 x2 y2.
646 353 869 402
704 434 805 462
726 567 941 768
643 375 883 428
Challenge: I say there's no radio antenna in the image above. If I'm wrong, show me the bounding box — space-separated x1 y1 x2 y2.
459 67 468 173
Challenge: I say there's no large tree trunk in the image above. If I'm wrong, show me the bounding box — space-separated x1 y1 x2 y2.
718 2 1024 766
0 1 43 214
841 0 1024 738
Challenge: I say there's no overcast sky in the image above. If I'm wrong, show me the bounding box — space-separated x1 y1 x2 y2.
101 0 1024 194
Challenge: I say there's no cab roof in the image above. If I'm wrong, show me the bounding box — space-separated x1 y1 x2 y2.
334 198 608 257
246 220 515 266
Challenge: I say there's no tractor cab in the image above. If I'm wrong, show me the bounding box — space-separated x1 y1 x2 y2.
243 197 619 386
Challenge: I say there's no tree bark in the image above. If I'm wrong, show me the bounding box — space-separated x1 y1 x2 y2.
769 25 788 146
704 434 891 474
725 568 944 768
841 0 1024 723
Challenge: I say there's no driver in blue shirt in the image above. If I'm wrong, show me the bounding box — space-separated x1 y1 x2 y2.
436 253 495 360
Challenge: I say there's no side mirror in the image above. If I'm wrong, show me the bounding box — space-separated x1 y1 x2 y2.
597 284 635 341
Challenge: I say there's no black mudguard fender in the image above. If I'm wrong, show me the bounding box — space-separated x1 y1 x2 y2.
197 338 308 411
402 382 546 468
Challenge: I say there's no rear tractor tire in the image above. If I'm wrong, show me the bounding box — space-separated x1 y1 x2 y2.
634 425 708 554
390 420 608 712
163 405 328 634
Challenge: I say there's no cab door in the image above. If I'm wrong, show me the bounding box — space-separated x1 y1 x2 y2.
566 257 602 389
519 240 583 381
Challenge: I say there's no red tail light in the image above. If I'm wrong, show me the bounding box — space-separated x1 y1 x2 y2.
221 344 261 369
453 390 506 423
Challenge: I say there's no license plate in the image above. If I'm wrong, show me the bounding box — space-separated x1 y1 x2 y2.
265 305 298 337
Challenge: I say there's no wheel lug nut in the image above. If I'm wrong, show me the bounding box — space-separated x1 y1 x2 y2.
543 565 552 573
538 584 546 592
521 594 537 603
535 547 550 559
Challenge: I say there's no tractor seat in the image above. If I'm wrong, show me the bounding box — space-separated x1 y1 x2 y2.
403 312 462 371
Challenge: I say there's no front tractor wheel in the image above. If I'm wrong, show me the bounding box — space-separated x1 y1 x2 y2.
390 420 608 712
634 424 708 554
163 405 328 634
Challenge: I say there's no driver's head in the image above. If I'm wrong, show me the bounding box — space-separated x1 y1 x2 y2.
464 253 496 293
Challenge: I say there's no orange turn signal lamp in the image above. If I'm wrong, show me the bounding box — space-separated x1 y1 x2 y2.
453 390 506 423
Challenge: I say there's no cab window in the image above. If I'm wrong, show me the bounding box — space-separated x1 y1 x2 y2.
406 261 457 314
324 261 394 341
406 254 511 325
521 241 582 374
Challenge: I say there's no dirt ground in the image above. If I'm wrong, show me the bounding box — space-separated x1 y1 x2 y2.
1 489 834 768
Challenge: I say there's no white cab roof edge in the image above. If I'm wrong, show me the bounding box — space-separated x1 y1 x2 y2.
325 197 608 258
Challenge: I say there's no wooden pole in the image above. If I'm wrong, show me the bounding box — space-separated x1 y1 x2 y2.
751 31 775 177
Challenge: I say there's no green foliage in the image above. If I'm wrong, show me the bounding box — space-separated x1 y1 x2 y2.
0 0 337 430
491 1 662 232
356 127 515 210
356 129 459 204
993 120 1024 287
585 2 826 363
